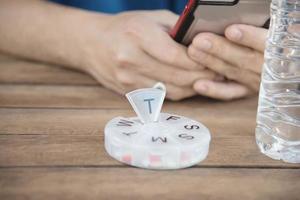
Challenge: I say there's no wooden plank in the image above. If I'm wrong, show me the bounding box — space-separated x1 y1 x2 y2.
0 85 128 109
0 84 258 110
0 109 297 167
0 108 256 136
0 168 299 200
0 58 97 85
1 134 297 168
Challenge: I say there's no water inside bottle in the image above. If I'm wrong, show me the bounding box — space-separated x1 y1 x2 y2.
256 0 300 163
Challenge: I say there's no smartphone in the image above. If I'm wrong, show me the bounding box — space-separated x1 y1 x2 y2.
170 0 271 45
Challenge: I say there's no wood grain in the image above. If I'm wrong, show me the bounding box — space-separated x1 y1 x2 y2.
0 58 97 85
0 109 298 168
0 84 258 111
0 109 256 137
0 168 299 200
1 55 299 200
1 134 297 168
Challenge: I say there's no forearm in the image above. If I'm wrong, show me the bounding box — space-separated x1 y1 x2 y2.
0 0 110 71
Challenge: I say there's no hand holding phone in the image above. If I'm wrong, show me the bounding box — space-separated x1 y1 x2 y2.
171 0 271 45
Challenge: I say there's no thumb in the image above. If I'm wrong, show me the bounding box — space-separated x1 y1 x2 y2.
225 24 268 53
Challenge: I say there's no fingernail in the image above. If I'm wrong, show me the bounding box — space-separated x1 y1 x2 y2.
195 39 212 51
228 27 242 41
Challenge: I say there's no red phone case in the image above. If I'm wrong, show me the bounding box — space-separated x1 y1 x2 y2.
170 0 197 41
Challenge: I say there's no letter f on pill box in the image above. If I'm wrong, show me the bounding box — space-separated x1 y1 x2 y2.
104 83 211 170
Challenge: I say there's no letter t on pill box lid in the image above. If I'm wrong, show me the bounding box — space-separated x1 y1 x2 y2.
104 83 211 170
126 83 166 124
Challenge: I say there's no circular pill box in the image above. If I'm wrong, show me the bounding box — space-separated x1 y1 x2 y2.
105 113 211 170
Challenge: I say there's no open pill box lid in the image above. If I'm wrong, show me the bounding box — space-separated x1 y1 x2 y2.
104 83 211 170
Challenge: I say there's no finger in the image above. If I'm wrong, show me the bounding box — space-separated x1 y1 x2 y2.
165 83 196 101
88 65 125 94
188 47 261 91
114 69 158 93
117 46 217 87
138 20 203 70
116 69 196 101
225 24 268 53
194 80 252 101
190 32 264 74
137 56 217 87
90 56 158 95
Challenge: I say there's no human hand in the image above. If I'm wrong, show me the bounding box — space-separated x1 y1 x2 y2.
83 10 217 100
188 24 268 100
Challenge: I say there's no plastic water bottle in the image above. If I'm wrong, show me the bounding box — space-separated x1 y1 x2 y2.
256 0 300 163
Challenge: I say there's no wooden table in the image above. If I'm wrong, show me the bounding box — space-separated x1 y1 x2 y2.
0 54 299 200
